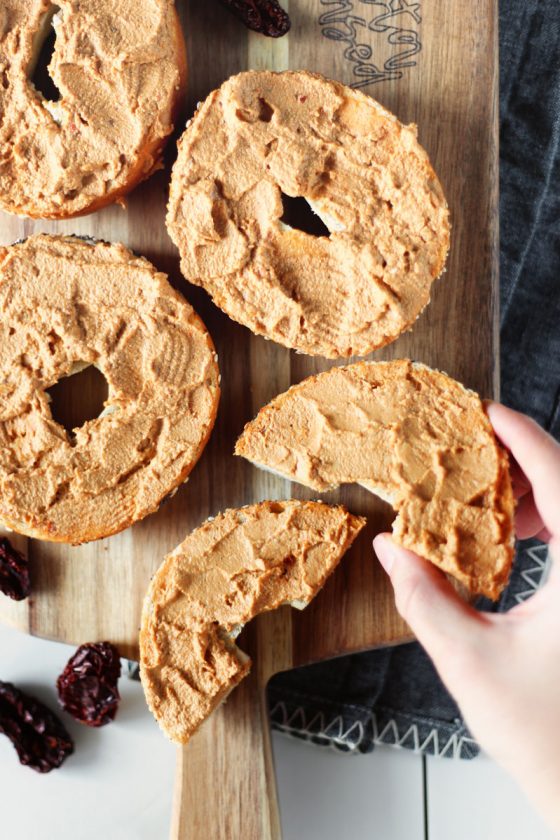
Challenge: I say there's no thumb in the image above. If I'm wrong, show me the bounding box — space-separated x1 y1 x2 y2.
373 534 489 670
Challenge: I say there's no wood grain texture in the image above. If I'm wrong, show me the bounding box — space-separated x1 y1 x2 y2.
0 0 498 837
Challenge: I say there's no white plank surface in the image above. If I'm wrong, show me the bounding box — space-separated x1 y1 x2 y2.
272 732 424 840
0 622 175 840
427 754 557 840
0 620 556 839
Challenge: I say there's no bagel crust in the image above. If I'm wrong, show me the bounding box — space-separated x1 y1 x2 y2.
236 361 514 600
0 0 186 218
139 500 365 743
167 70 449 358
0 235 220 543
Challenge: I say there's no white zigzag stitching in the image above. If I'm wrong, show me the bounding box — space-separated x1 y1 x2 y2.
514 544 550 604
269 701 477 759
270 548 550 759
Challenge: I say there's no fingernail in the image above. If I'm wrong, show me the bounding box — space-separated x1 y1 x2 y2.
373 535 395 575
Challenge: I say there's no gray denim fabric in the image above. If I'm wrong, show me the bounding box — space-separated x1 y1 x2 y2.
268 0 560 759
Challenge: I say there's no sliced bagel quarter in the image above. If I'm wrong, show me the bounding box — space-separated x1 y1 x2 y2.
235 361 514 600
139 500 365 743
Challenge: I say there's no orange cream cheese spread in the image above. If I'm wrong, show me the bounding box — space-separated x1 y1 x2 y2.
140 500 365 743
236 361 514 599
0 0 186 218
0 234 219 543
167 70 450 358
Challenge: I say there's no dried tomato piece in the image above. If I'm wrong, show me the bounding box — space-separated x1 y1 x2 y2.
0 537 30 601
0 681 73 772
219 0 290 37
57 642 121 727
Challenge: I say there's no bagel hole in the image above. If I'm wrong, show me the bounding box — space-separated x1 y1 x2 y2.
280 195 330 237
46 365 109 443
29 5 60 104
258 98 274 122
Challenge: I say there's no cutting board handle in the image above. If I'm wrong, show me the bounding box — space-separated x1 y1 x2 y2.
170 618 285 840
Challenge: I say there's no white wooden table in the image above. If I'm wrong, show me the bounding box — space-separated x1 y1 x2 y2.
0 622 554 839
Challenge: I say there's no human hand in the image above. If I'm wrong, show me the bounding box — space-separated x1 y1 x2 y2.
374 403 560 833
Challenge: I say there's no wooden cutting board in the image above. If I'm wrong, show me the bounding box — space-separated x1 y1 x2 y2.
0 1 498 837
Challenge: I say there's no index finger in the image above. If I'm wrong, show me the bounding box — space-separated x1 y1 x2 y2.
486 402 560 540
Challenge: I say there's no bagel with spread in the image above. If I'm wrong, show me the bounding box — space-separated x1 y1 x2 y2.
0 234 219 543
235 361 514 599
0 0 186 218
166 70 449 358
139 500 365 743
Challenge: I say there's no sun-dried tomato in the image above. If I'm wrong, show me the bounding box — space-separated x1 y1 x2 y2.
0 537 30 601
0 681 73 772
219 0 290 37
57 642 121 727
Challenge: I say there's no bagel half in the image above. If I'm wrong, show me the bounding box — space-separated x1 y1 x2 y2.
0 0 186 218
235 361 514 600
167 70 449 358
0 234 219 543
